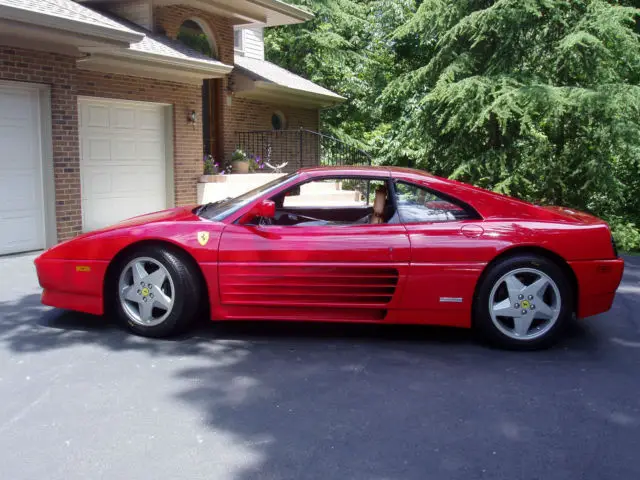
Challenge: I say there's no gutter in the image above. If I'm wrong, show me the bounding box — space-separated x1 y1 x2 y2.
248 0 314 23
254 80 345 104
77 50 234 83
113 49 234 75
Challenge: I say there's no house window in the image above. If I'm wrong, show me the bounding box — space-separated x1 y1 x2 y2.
177 19 217 59
271 111 286 130
234 29 244 53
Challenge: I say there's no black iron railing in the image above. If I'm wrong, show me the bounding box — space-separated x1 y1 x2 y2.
235 129 371 173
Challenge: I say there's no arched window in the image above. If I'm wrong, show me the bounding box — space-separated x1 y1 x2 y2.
177 19 218 59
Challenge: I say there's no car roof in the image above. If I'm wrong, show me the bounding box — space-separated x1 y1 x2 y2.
297 166 544 220
298 166 435 178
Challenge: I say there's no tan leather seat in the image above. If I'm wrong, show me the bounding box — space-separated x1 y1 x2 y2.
370 186 387 224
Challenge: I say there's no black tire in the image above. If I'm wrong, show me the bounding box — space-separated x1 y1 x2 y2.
473 254 574 350
111 246 201 338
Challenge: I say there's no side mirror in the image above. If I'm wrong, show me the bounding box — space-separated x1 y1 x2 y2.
240 199 275 224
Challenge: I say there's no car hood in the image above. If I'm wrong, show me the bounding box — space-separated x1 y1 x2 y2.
36 206 221 263
110 206 200 229
38 206 208 259
67 206 200 241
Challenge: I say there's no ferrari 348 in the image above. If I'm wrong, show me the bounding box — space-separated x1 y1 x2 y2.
35 167 624 349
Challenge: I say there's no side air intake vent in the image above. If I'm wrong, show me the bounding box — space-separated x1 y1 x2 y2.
220 265 400 307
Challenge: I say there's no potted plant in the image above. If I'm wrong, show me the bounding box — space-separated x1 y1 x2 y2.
231 149 249 174
248 154 265 172
200 155 231 182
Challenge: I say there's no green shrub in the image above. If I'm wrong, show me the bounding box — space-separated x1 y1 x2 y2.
611 221 640 253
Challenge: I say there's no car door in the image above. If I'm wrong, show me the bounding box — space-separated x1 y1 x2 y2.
391 179 489 327
217 175 411 322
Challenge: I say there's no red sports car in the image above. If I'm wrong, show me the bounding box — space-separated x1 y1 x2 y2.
35 167 624 349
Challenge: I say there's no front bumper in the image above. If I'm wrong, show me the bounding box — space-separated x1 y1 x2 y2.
569 258 625 319
35 256 109 315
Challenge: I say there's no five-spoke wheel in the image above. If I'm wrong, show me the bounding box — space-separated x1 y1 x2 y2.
118 257 175 327
489 268 561 340
474 255 572 349
112 247 201 338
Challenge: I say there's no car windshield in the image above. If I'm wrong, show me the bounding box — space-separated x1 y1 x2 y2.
196 173 299 221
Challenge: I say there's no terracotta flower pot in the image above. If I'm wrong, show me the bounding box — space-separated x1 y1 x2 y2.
231 160 249 174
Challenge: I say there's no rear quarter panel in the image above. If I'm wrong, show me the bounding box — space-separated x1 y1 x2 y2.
397 218 615 328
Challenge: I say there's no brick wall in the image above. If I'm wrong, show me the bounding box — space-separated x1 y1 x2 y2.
154 4 235 166
226 96 320 170
154 5 321 166
0 8 323 243
0 47 202 242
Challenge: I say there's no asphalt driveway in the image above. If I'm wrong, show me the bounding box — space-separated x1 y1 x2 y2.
0 253 639 480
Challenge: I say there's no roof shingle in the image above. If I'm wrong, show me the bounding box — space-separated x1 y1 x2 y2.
234 55 345 100
98 11 232 70
0 0 138 35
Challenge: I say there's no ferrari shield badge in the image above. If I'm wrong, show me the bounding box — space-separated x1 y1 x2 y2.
197 231 210 246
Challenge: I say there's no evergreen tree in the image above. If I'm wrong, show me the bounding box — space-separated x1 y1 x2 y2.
266 0 640 249
265 0 414 148
383 0 640 249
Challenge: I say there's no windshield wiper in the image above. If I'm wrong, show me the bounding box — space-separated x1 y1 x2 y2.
196 198 232 216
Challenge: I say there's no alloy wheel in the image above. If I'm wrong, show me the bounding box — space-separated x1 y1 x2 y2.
118 257 175 327
488 267 561 341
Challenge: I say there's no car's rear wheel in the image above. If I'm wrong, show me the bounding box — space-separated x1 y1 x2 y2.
473 254 573 350
114 247 200 338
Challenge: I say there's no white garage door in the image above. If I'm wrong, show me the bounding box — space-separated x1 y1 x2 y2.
0 84 45 255
79 98 168 232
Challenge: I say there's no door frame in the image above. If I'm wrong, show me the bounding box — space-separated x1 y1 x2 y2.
77 96 174 232
0 79 55 250
203 78 223 161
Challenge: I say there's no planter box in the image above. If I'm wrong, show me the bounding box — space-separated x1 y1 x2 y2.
199 174 227 183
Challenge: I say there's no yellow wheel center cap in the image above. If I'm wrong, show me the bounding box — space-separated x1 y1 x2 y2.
521 300 530 309
141 287 150 297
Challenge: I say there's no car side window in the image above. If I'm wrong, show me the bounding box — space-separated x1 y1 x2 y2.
282 178 373 208
393 181 474 224
260 177 396 227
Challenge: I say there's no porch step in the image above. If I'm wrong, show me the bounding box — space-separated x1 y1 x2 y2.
300 181 343 194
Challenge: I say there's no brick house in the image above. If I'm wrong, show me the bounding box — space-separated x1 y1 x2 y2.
0 0 344 255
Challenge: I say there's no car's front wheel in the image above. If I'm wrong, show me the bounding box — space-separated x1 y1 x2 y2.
473 254 573 350
113 247 200 337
